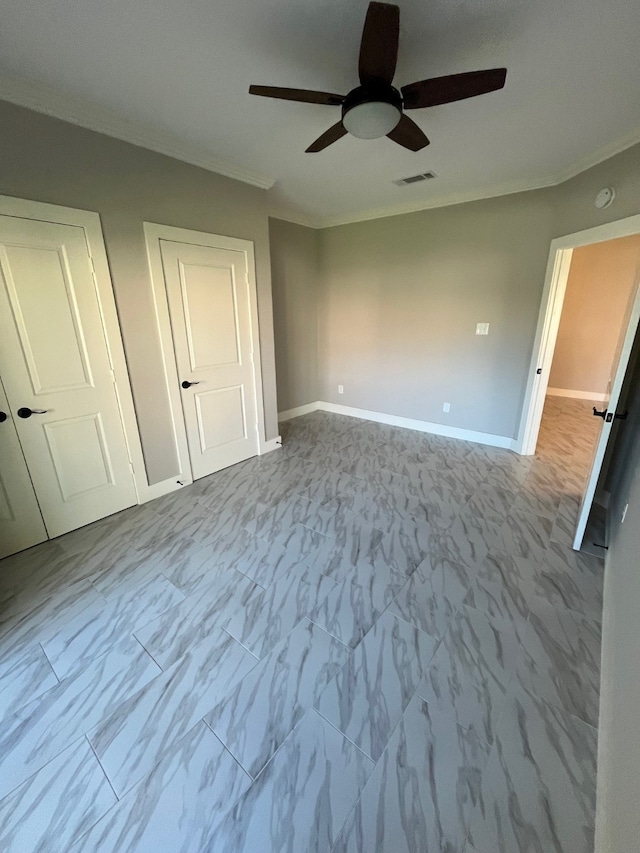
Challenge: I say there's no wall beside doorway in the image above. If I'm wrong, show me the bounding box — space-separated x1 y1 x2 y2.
594 332 640 852
548 235 640 399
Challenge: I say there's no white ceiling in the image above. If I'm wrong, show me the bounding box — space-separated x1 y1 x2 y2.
1 0 640 225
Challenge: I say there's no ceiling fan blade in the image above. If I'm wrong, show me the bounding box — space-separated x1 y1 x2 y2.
358 2 400 86
249 85 344 106
402 68 507 110
387 114 430 151
306 122 348 153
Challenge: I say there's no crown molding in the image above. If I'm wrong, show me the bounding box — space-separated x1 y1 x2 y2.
314 174 557 228
267 208 321 229
551 125 640 185
270 126 640 229
2 73 638 225
267 174 556 229
0 74 276 191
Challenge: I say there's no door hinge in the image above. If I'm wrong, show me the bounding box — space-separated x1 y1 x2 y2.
109 368 117 383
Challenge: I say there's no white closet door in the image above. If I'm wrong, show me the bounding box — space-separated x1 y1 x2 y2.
0 378 47 559
0 215 138 538
159 239 259 479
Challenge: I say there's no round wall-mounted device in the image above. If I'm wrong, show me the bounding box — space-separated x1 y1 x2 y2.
595 187 615 209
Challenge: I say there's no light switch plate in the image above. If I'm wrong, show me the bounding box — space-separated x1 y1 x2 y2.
476 323 490 335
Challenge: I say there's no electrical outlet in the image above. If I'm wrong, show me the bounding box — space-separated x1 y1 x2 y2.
621 502 629 523
338 385 344 395
476 323 490 335
443 402 450 413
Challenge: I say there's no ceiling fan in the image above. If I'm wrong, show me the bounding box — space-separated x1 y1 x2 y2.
249 1 506 153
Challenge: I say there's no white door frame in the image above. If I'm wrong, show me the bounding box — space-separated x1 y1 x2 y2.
0 195 149 501
143 222 270 480
516 213 640 456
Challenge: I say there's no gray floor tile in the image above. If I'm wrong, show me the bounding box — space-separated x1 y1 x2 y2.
224 562 336 658
310 573 393 650
480 549 603 621
389 555 475 641
246 493 320 539
0 578 105 665
467 683 597 853
90 530 199 599
72 722 251 853
208 524 328 589
463 575 530 635
134 568 256 669
88 631 257 797
305 523 386 579
206 619 350 778
416 606 521 745
515 600 602 726
466 483 518 519
0 642 58 718
0 635 160 800
316 610 437 761
0 396 603 851
0 738 116 853
334 693 490 853
205 709 373 853
42 574 184 680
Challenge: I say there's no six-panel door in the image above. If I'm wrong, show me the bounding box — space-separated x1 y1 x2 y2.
0 215 138 539
159 239 259 479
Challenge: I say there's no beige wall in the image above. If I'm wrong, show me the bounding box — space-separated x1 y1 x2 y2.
0 100 278 485
269 219 319 412
549 235 640 395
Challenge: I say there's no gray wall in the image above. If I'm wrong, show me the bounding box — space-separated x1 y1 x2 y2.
269 218 319 412
550 142 640 236
0 99 279 485
318 192 554 438
270 141 640 441
594 341 640 852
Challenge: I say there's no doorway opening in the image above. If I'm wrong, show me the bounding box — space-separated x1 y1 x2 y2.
517 214 640 551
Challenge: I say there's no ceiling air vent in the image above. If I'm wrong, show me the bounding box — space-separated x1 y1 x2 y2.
393 171 437 186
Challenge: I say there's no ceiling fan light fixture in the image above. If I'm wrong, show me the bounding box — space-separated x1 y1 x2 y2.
343 100 401 139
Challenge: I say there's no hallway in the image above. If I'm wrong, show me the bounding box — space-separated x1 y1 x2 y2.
536 394 604 551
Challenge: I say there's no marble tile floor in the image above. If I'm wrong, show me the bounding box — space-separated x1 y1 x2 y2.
0 396 604 852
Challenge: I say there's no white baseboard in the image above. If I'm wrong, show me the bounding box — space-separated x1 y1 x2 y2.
260 436 283 454
140 436 282 502
278 402 322 421
547 387 608 402
137 475 193 503
278 400 516 451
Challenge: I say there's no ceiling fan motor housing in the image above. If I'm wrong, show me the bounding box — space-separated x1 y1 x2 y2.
342 84 403 138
